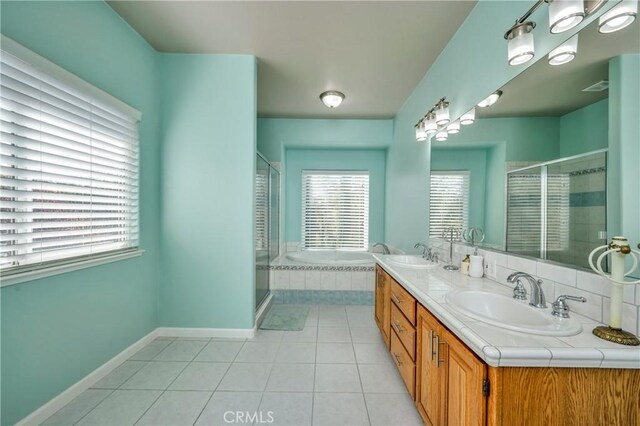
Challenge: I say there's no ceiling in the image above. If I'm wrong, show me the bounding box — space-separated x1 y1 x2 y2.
108 1 477 119
478 17 640 118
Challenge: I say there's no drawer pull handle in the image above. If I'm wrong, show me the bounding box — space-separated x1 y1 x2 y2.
393 352 403 366
391 292 402 304
434 335 446 368
392 320 404 334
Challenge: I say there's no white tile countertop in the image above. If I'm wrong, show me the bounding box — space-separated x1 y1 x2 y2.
373 254 640 369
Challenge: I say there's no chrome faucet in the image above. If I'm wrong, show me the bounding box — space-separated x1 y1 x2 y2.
373 242 390 255
507 272 547 308
414 243 428 257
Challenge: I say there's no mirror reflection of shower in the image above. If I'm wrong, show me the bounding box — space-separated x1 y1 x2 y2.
506 150 607 270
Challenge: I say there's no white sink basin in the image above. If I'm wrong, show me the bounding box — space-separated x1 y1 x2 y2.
445 290 582 337
386 255 435 269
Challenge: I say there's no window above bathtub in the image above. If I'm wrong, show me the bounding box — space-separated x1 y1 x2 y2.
429 171 469 238
301 170 369 251
0 35 141 281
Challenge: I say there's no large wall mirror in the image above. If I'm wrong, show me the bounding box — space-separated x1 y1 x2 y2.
429 16 639 272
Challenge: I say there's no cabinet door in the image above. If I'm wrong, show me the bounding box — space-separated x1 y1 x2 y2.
374 266 390 347
441 327 487 426
416 305 443 426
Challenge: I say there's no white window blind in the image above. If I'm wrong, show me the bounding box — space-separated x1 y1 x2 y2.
255 170 269 251
429 171 469 238
0 36 141 276
302 170 369 250
506 171 569 254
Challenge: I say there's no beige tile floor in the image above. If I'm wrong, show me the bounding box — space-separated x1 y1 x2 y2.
41 305 423 426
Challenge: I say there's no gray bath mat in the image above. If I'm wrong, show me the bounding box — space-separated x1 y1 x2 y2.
260 305 310 331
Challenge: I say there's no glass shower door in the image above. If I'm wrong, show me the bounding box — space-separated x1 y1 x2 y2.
269 166 280 265
255 155 270 309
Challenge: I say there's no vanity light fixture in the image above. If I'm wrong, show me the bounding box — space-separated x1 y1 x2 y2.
415 121 428 142
505 21 536 66
460 108 476 125
319 90 345 108
425 112 438 136
548 34 579 65
435 98 450 126
549 0 585 33
598 0 637 33
435 130 448 141
446 120 461 134
477 90 503 108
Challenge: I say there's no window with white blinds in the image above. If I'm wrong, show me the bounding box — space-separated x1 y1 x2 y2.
302 171 369 251
506 171 570 254
255 170 269 251
0 36 140 276
429 171 469 238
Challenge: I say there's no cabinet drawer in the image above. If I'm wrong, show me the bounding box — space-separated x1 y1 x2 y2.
390 279 417 325
391 303 416 361
390 330 416 399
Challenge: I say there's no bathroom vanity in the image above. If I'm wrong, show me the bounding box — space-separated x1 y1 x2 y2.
373 256 640 426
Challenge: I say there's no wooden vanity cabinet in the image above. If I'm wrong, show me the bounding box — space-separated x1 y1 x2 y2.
375 264 640 426
374 265 391 347
416 305 487 426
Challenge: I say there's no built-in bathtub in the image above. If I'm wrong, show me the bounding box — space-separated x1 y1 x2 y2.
270 248 386 305
286 250 373 265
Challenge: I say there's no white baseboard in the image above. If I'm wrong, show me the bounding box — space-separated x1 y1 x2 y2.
155 326 256 339
17 325 256 425
17 329 159 426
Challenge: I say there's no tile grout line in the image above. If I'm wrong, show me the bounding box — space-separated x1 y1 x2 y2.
131 339 211 425
68 389 116 426
310 307 320 425
192 337 246 425
348 307 373 426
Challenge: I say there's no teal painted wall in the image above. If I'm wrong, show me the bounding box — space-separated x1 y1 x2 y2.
559 99 609 157
430 148 487 231
0 2 161 424
386 0 616 253
159 54 257 329
484 143 507 247
257 118 393 163
608 55 640 273
284 148 386 244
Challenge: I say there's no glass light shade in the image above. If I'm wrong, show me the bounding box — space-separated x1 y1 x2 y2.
435 102 450 126
415 122 427 141
320 90 345 108
549 0 585 34
435 130 448 141
447 120 460 134
548 34 578 65
460 108 475 125
425 113 438 136
599 0 637 33
477 90 502 108
507 23 535 66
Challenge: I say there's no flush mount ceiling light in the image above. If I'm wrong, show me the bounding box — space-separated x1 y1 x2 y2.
505 21 536 66
598 0 637 33
548 34 579 65
549 0 585 33
319 90 345 108
435 98 450 126
460 108 476 125
477 90 503 108
447 120 461 134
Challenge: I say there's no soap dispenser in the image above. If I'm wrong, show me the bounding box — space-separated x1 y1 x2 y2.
469 249 484 278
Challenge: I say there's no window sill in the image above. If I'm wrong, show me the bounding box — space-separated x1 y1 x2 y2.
0 250 145 288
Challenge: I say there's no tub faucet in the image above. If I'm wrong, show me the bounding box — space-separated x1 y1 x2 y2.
414 243 428 258
507 272 547 308
373 242 390 254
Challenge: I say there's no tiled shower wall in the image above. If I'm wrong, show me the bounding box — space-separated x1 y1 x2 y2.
429 238 640 336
